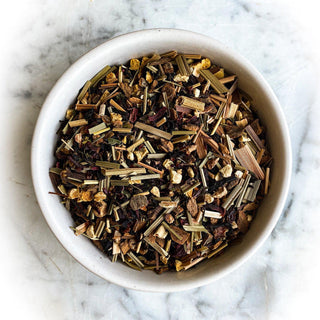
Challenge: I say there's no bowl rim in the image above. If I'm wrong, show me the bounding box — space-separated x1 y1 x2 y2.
31 28 292 292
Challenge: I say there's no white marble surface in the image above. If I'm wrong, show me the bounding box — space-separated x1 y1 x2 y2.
1 0 320 319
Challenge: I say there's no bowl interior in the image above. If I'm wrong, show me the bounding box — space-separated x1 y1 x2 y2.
32 29 291 292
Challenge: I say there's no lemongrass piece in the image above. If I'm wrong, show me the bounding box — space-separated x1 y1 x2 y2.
222 179 244 210
101 167 146 176
134 122 172 140
208 243 228 259
162 222 182 240
183 225 208 233
247 180 262 202
82 180 99 185
68 119 88 127
75 104 97 111
219 75 237 84
215 102 226 120
61 139 74 151
210 116 222 135
200 70 228 94
143 213 165 237
146 64 158 73
226 134 236 160
130 174 161 181
110 99 126 112
178 96 205 111
143 87 148 115
95 221 105 238
172 131 197 135
234 145 265 180
172 135 190 144
127 137 145 152
144 237 168 257
236 174 251 208
95 127 111 136
99 104 106 116
153 197 172 201
127 252 145 268
147 153 166 159
228 103 238 119
199 151 213 169
90 65 113 86
199 167 207 189
182 182 201 195
144 140 156 153
112 128 132 133
156 117 167 127
245 125 264 150
175 55 188 76
204 210 222 219
88 123 106 135
110 180 130 186
77 80 91 101
210 94 227 103
49 167 62 175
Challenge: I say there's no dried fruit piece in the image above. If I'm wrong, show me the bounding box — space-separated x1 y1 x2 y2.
187 198 198 217
164 213 174 224
94 201 108 217
150 186 160 197
168 225 189 245
68 188 80 199
130 195 148 211
130 58 140 70
213 187 228 199
154 225 168 239
94 191 106 202
220 164 233 178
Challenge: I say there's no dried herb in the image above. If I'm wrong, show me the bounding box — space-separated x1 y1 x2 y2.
50 51 272 273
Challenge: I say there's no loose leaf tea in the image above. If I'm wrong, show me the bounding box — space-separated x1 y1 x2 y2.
50 51 272 273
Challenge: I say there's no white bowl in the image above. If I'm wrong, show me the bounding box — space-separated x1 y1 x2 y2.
31 29 291 292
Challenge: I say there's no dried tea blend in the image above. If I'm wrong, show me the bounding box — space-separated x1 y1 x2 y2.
49 51 272 273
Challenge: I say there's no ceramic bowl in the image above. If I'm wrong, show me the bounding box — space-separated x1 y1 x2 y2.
31 29 291 292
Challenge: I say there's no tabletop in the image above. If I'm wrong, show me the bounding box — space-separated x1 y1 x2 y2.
1 1 319 319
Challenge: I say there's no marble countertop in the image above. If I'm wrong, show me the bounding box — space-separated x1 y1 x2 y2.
1 0 319 319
